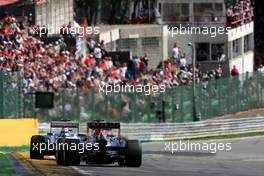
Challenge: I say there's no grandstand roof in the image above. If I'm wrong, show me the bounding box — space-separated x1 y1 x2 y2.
0 0 18 6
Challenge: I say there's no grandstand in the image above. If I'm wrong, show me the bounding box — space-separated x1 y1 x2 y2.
8 0 254 75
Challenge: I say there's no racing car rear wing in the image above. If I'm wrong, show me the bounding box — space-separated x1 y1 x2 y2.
87 122 120 129
50 121 79 129
86 122 121 142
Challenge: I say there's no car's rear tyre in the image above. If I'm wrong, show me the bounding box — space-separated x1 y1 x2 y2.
125 140 142 167
63 138 80 166
30 135 45 159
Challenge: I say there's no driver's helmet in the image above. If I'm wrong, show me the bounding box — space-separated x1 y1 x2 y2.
94 128 104 138
64 128 69 133
94 128 109 142
60 127 70 137
64 128 71 136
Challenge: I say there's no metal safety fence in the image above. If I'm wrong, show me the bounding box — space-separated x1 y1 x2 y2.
1 71 264 123
38 117 264 141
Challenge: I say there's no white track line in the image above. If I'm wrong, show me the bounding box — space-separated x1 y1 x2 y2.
71 166 93 175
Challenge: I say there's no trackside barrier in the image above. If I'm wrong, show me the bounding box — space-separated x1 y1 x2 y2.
2 72 264 123
38 117 264 142
0 118 38 146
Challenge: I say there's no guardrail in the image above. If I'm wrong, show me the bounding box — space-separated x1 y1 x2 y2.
38 117 264 142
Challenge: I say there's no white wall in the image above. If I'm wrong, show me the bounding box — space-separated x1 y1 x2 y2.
228 22 254 42
228 22 254 73
99 28 120 44
229 51 254 74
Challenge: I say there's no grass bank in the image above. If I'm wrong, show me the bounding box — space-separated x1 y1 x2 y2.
0 145 29 153
0 153 18 176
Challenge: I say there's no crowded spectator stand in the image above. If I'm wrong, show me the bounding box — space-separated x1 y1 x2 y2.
226 0 254 28
0 13 229 94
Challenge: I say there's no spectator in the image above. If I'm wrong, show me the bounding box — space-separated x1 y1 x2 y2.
120 63 127 79
142 53 149 67
139 58 146 73
215 64 223 79
257 64 264 73
105 56 113 70
93 44 102 65
179 53 187 69
171 43 180 65
231 65 239 76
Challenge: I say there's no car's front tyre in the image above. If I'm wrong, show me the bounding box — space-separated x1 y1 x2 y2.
64 138 80 166
56 138 64 165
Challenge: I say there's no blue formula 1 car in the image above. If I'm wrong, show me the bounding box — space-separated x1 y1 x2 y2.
84 121 142 167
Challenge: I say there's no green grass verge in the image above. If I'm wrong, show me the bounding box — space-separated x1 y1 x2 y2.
0 145 29 152
0 153 18 176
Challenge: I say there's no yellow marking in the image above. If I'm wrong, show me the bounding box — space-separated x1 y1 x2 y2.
0 119 38 146
17 152 83 176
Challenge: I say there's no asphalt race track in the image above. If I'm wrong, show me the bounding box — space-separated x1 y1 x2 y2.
19 136 264 176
